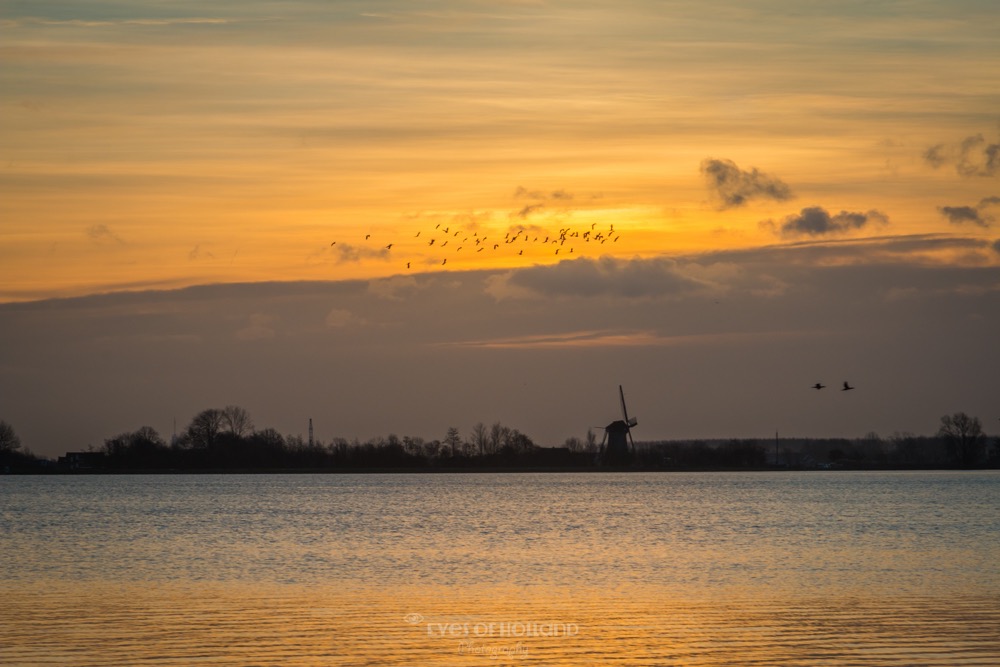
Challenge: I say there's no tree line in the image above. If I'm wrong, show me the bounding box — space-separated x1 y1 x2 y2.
0 409 997 472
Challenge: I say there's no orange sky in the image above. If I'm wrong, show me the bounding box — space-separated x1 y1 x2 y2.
3 1 999 302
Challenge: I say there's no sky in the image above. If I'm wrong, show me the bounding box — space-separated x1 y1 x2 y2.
2 1 999 457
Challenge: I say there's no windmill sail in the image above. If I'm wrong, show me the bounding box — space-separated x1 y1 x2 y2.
621 385 638 428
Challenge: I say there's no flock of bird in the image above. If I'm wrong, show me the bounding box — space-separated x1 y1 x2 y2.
330 220 624 269
812 382 855 391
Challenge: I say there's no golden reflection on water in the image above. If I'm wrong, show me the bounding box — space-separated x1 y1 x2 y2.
4 473 1000 664
3 582 998 666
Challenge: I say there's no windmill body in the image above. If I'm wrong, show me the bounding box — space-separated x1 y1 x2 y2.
601 385 637 465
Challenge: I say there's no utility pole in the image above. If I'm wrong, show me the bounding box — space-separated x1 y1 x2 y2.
309 418 314 447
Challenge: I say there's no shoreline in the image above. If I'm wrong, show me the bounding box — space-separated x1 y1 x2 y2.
6 464 996 475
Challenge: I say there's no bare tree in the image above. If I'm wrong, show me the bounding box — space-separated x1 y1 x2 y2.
221 405 254 438
488 422 506 456
470 422 488 457
938 412 986 466
444 427 462 458
0 420 22 453
186 408 224 449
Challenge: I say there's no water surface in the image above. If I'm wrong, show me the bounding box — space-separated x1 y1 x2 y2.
2 472 998 665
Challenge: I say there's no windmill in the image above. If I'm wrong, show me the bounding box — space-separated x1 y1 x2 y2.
600 385 637 465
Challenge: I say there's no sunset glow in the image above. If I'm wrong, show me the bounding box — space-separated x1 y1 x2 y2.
4 2 998 302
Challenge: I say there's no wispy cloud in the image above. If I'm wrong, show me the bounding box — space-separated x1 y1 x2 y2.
512 203 545 219
514 186 574 202
449 328 815 349
85 224 125 244
508 185 579 222
331 243 390 263
325 308 365 328
188 245 215 260
700 158 793 209
236 313 276 340
4 17 238 28
923 133 1000 178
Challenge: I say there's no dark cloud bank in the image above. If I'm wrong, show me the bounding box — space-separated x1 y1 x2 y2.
2 239 998 458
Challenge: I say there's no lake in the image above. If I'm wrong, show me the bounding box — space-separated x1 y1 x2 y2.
1 471 998 665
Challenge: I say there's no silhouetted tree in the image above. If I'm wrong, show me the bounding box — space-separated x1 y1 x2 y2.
403 435 424 458
889 432 947 466
444 427 462 458
470 422 489 456
424 439 442 458
185 408 224 449
488 422 508 456
238 428 287 467
0 420 21 454
253 428 285 451
103 426 168 467
938 412 986 466
221 405 254 438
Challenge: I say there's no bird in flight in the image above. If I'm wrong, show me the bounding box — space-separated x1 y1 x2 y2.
842 382 855 391
812 383 825 390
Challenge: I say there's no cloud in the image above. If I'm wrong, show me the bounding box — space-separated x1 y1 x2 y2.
922 144 948 169
367 275 419 301
939 205 991 228
923 133 1000 177
700 158 793 209
8 17 235 27
188 245 215 260
331 243 389 263
514 186 574 201
766 206 889 238
512 203 545 219
508 186 578 221
485 256 705 300
85 224 125 244
938 196 1000 228
325 308 365 328
450 210 493 229
449 329 811 350
236 313 276 340
708 234 992 269
4 245 999 457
